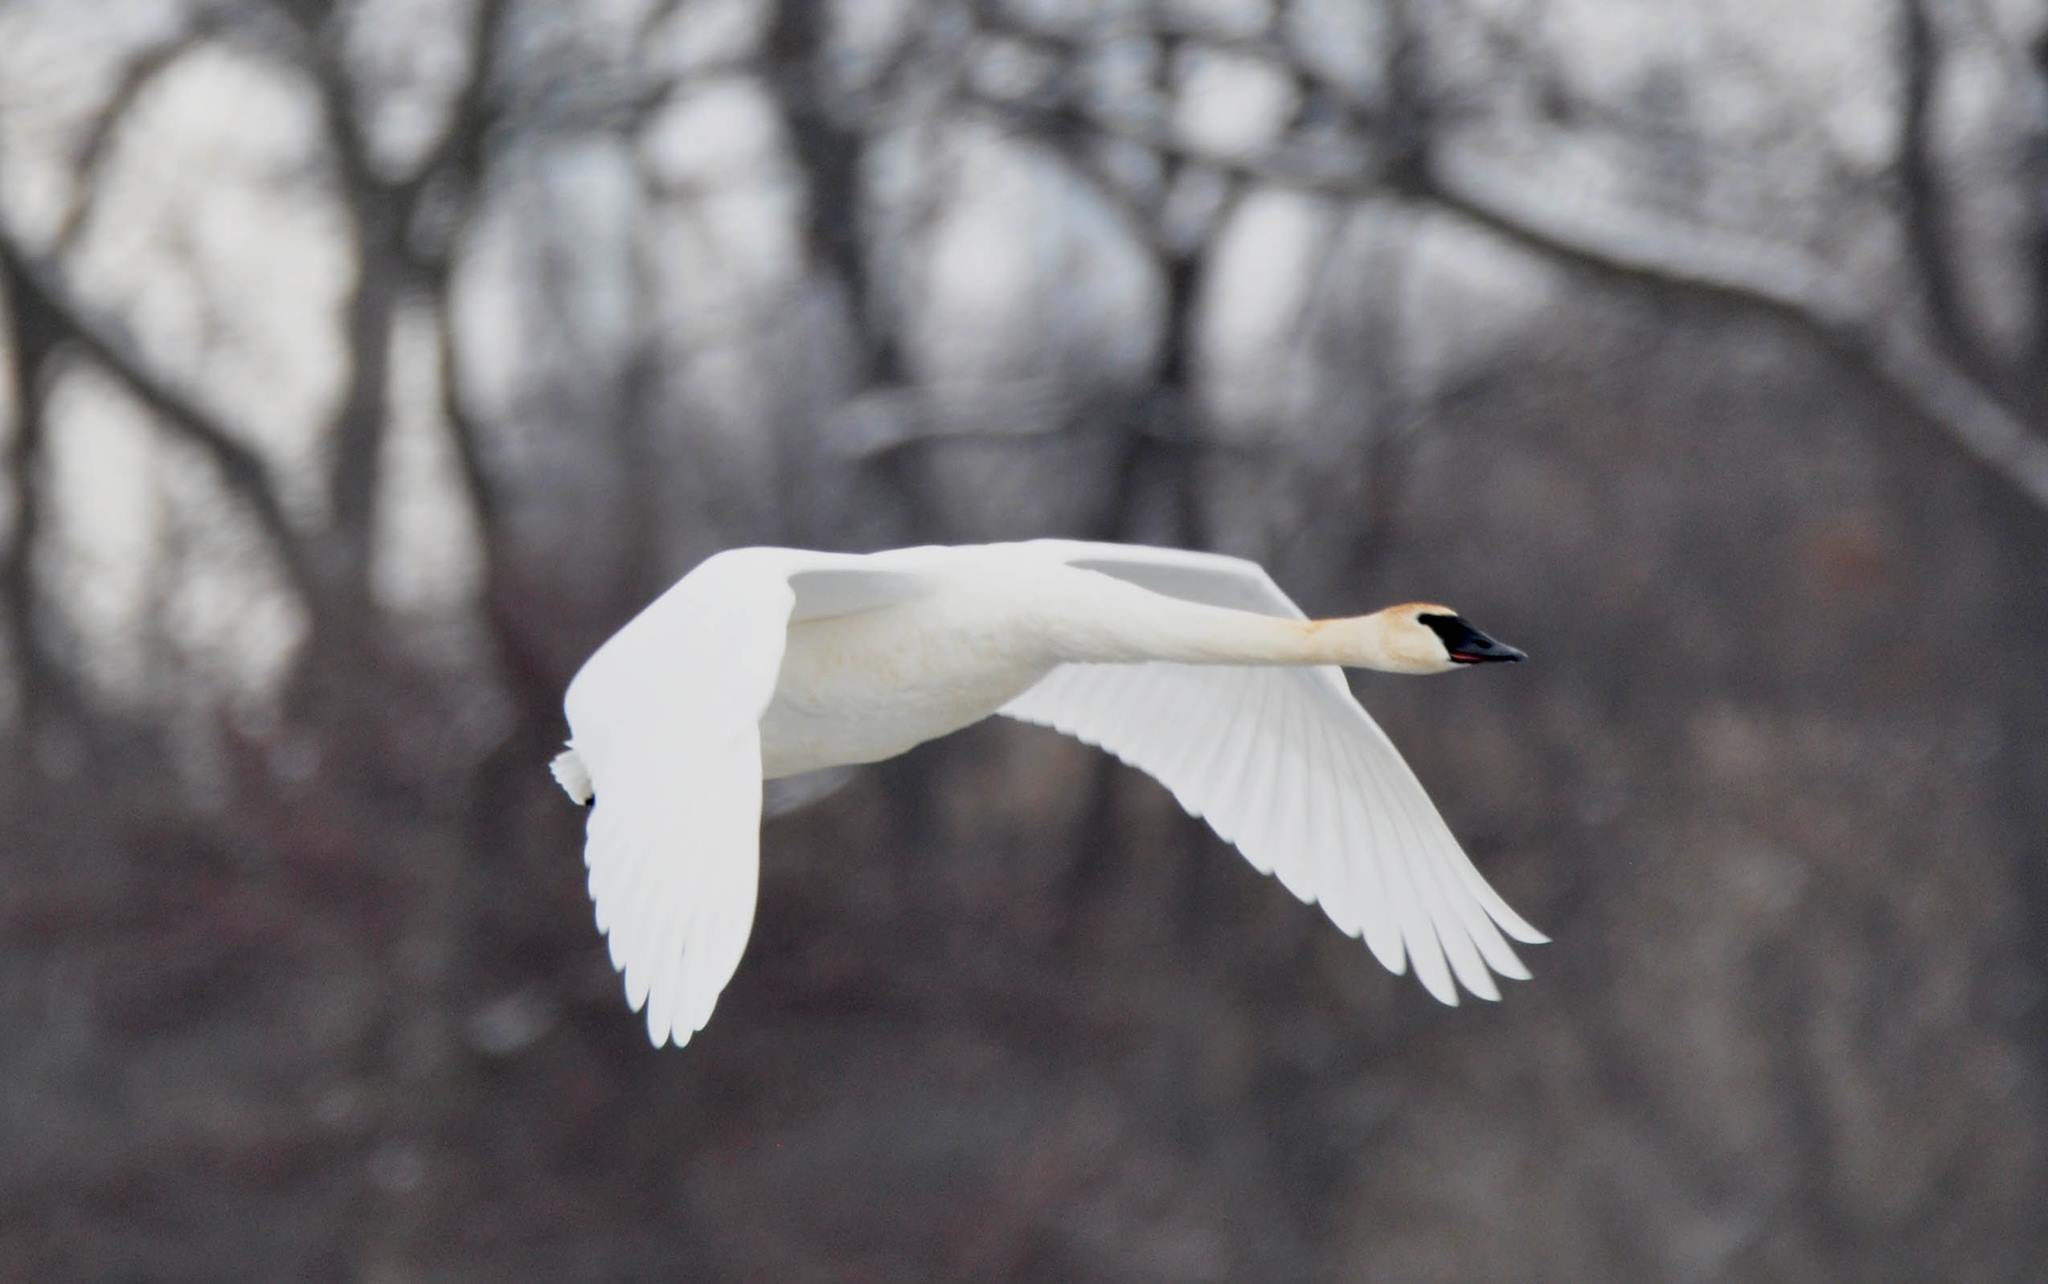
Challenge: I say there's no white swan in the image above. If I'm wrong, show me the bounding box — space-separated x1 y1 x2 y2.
552 540 1543 1047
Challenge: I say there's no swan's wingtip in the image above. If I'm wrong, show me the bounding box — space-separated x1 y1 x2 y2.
1506 921 1551 946
644 1012 697 1050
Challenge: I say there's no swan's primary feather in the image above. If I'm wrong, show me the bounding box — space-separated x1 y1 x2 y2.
567 552 790 1047
566 548 947 1046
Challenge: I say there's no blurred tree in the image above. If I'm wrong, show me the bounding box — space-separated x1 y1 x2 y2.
2 0 2046 1277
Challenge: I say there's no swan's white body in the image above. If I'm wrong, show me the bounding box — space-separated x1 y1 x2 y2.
556 540 1544 1047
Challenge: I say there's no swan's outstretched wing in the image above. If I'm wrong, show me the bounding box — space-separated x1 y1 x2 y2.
999 540 1545 1004
562 549 930 1047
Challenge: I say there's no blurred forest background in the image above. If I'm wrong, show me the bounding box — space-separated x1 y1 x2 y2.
3 0 2048 1277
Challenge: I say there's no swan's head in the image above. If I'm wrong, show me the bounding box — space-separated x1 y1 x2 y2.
1379 603 1527 675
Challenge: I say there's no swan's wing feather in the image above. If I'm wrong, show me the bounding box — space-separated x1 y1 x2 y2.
1019 538 1317 620
563 549 936 1047
786 561 933 622
998 541 1543 1005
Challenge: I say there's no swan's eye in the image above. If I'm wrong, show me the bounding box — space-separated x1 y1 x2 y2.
1416 613 1468 650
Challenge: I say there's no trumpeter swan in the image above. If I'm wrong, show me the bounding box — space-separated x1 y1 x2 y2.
552 540 1542 1047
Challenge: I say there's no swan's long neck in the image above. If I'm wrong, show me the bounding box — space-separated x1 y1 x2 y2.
1045 578 1432 674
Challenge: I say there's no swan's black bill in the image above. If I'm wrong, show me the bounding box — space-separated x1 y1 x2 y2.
1419 613 1527 665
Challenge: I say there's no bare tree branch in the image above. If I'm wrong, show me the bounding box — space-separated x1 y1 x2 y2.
421 0 554 713
964 88 1381 208
959 0 2048 516
54 16 223 255
244 0 418 612
407 0 511 220
0 232 323 607
1899 0 1985 372
1418 148 2048 512
322 206 403 610
2028 27 2048 369
964 0 1389 198
1 252 63 723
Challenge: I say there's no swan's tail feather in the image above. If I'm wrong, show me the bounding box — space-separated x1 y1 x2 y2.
550 748 594 806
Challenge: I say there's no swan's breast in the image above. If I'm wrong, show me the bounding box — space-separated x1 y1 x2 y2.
758 583 1055 779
